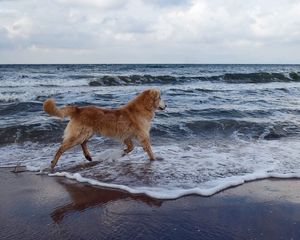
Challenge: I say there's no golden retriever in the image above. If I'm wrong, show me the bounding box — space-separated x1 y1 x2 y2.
43 88 166 169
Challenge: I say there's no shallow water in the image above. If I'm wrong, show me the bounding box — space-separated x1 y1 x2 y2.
1 64 300 199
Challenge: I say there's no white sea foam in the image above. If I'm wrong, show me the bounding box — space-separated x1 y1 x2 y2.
0 92 36 103
47 169 300 199
0 85 145 103
1 137 300 199
0 77 89 88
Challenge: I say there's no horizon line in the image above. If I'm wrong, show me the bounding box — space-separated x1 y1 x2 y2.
0 63 299 65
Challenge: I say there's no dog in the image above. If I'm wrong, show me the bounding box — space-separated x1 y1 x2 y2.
43 88 166 169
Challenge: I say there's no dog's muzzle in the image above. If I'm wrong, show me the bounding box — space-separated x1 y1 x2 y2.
158 100 167 110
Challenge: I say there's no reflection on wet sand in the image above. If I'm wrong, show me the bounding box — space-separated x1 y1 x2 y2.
51 178 163 223
2 169 300 240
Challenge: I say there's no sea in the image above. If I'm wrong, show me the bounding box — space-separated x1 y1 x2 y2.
1 64 300 199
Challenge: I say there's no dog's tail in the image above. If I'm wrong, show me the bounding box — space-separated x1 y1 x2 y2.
43 99 78 119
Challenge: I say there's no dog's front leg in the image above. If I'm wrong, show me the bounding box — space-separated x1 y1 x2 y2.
138 134 155 161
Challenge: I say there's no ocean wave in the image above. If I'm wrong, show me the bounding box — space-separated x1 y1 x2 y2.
89 75 180 86
191 72 300 83
0 122 65 144
0 92 37 103
151 117 300 140
184 119 299 140
1 71 299 89
0 117 298 145
87 72 300 86
220 72 300 83
0 102 42 116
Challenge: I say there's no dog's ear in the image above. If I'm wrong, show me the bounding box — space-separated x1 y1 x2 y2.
148 89 160 100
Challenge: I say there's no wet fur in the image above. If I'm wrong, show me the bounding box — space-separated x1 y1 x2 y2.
43 89 165 169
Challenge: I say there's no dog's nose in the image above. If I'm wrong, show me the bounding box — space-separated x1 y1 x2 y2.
159 105 166 110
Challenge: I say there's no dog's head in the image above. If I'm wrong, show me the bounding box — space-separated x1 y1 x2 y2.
142 88 167 111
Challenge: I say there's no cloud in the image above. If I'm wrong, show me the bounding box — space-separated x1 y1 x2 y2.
55 0 128 10
0 0 300 63
143 0 191 8
0 26 13 48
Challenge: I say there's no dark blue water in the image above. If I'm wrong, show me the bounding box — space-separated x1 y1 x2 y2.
1 64 300 198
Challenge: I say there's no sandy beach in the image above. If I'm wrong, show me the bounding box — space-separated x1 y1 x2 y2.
1 168 300 240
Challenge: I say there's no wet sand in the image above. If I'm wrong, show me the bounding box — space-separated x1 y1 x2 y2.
1 168 300 240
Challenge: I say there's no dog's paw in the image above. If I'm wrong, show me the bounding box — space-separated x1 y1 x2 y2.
155 156 164 161
38 163 52 173
50 162 56 172
122 150 130 157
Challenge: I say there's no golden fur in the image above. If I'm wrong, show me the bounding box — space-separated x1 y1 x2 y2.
43 88 166 169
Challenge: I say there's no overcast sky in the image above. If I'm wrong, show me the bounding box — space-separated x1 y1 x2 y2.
0 0 300 64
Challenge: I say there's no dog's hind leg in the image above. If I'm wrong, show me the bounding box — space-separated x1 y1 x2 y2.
123 138 134 156
81 141 92 161
51 137 80 169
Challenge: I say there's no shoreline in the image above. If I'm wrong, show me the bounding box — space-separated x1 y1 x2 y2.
11 162 300 200
1 168 300 239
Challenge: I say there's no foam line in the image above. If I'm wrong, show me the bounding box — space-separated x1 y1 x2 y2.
47 170 300 200
2 139 300 200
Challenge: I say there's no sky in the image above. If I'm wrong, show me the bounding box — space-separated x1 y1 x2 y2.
0 0 300 64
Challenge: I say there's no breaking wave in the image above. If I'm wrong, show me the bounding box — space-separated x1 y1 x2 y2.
88 72 300 86
1 117 298 144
